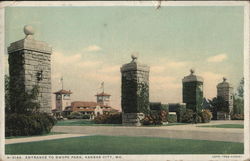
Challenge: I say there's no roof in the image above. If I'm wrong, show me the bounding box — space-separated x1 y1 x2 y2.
71 101 98 108
103 108 119 112
95 92 111 96
53 89 72 94
63 106 73 112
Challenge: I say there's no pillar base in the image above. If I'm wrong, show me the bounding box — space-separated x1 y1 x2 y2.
122 113 145 126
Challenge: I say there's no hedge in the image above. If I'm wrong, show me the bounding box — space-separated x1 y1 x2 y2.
5 113 56 137
94 113 122 124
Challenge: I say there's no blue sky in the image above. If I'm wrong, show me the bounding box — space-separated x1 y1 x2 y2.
5 6 244 109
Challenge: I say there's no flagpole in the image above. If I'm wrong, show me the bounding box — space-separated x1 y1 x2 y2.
103 82 104 93
61 77 64 90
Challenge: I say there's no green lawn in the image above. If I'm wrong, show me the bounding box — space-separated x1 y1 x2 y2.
55 120 121 126
56 119 187 127
198 124 244 129
6 132 67 139
5 135 243 154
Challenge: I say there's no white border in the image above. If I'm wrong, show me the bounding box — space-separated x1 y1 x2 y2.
0 1 249 161
0 2 5 161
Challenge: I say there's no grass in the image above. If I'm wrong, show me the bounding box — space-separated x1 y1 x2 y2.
163 123 188 126
197 124 244 129
55 119 121 126
5 132 67 139
55 119 187 127
5 135 243 154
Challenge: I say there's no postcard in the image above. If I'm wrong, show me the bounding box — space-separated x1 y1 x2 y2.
0 1 249 161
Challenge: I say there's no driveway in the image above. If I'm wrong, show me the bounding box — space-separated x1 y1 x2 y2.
52 120 244 143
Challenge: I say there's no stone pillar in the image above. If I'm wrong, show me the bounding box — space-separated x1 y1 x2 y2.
217 77 234 119
182 69 203 113
120 55 150 126
8 25 52 113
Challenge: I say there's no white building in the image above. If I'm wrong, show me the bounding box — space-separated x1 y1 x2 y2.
53 89 72 112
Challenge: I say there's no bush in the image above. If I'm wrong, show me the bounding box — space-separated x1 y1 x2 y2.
181 109 194 123
94 113 122 124
67 112 83 119
142 110 168 125
5 112 56 137
200 109 212 123
82 114 91 119
231 114 244 120
167 114 177 123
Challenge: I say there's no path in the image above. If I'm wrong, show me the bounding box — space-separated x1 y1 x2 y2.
6 120 244 144
5 134 88 145
52 120 244 143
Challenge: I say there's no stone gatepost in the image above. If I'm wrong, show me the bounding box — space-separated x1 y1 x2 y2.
216 77 234 120
182 69 203 113
8 25 52 113
120 55 150 126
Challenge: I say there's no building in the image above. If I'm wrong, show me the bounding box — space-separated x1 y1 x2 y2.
70 101 118 116
53 89 72 111
216 77 234 120
96 92 111 106
8 25 52 113
182 69 204 113
52 89 118 119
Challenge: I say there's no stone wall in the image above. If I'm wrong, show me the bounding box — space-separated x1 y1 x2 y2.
24 50 51 113
217 86 234 113
8 49 52 113
182 81 203 112
8 50 25 112
8 27 52 113
121 70 150 114
121 58 150 126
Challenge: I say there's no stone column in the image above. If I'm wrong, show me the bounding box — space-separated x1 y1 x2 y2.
216 77 234 119
120 55 150 126
8 25 52 113
182 69 204 113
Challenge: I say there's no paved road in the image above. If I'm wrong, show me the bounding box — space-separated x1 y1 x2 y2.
52 120 244 143
5 134 88 145
6 120 243 144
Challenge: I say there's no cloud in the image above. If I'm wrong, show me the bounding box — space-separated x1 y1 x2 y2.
151 65 165 73
85 72 120 83
167 61 187 68
52 52 82 65
98 65 120 73
150 60 188 75
85 45 102 52
207 54 227 62
78 61 101 68
150 76 180 89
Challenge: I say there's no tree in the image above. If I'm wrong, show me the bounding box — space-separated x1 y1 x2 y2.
5 75 56 136
5 74 41 114
233 77 244 115
5 75 11 113
237 78 244 98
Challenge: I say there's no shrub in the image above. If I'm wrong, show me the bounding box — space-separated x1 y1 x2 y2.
67 112 83 119
181 109 194 123
167 114 177 123
176 105 186 122
82 114 91 119
94 113 122 124
142 110 168 125
231 114 244 120
5 112 56 137
200 109 212 123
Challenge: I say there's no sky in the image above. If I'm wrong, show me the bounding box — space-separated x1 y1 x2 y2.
4 6 244 110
